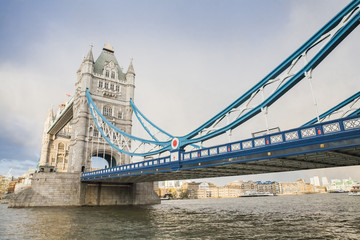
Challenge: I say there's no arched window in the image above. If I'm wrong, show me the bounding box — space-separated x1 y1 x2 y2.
103 106 112 116
105 70 109 78
58 143 65 150
111 71 115 79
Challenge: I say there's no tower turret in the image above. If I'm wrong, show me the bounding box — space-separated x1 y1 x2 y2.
39 107 54 166
125 58 136 102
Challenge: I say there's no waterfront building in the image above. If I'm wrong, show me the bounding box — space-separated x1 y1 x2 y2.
180 182 201 199
280 179 326 195
327 178 358 192
321 177 329 186
256 181 280 194
310 176 321 186
197 182 218 199
218 182 242 198
280 179 308 195
0 176 11 195
158 180 188 189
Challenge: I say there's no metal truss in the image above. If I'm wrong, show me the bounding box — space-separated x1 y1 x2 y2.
130 99 174 142
130 99 200 150
177 0 360 148
87 0 360 157
86 89 172 157
303 91 360 126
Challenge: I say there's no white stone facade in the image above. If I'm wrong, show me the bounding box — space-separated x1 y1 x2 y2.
39 44 135 173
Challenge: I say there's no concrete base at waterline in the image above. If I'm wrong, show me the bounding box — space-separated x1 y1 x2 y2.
8 172 160 207
83 182 160 206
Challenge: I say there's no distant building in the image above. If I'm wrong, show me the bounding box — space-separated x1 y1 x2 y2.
158 180 187 188
327 178 358 192
313 176 320 186
0 176 11 195
256 181 280 195
181 182 201 199
280 179 326 195
321 177 329 186
197 182 218 199
178 180 280 199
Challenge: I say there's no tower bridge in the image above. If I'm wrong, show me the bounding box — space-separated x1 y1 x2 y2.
9 0 360 207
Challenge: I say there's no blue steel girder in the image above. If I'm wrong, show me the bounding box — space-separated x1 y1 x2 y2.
130 98 173 142
86 89 172 157
177 1 360 148
130 99 200 150
303 91 360 126
87 1 360 158
81 115 360 182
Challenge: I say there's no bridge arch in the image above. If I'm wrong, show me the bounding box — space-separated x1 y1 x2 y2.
89 149 118 170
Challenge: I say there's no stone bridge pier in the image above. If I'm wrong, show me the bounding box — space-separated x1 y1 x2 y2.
9 172 159 207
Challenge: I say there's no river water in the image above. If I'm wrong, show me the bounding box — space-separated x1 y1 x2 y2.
1 193 359 239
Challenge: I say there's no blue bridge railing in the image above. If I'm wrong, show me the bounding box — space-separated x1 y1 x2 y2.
81 115 360 181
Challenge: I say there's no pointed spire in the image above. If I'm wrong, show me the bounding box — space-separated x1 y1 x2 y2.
85 44 94 63
48 106 54 120
103 41 114 53
126 58 135 75
46 106 54 126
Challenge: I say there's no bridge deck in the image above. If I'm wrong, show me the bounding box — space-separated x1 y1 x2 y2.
81 116 360 183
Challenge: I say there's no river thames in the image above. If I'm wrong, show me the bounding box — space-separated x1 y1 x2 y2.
1 193 359 239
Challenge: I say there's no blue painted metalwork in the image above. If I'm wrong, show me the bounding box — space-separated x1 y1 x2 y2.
81 115 360 181
350 108 360 116
178 2 360 147
303 91 360 126
86 1 360 157
130 98 174 141
131 99 200 149
86 89 173 156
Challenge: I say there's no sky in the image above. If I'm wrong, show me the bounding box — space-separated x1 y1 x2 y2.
0 0 359 184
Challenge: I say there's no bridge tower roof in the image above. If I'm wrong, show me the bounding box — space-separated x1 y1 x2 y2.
94 43 126 80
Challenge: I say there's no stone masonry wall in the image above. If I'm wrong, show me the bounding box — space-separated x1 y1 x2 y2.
9 172 160 207
83 182 160 206
9 172 82 207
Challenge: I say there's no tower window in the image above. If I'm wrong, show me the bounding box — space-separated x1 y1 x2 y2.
58 142 65 150
118 111 123 119
93 129 99 137
111 71 115 79
115 85 120 92
98 81 103 88
103 106 112 116
110 84 114 90
105 70 109 78
104 82 109 89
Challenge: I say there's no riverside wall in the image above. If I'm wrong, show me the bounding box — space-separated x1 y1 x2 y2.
8 172 160 207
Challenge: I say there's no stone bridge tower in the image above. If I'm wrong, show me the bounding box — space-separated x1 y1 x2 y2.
68 44 135 173
14 44 159 207
38 44 135 173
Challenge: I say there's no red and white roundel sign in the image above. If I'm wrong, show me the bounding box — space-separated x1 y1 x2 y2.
171 138 179 149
